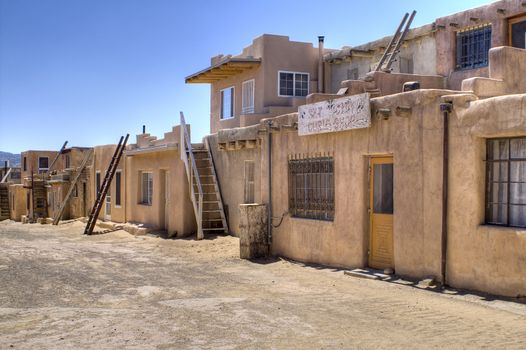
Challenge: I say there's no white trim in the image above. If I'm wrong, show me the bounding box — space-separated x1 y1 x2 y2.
220 86 235 120
277 70 310 97
242 79 255 114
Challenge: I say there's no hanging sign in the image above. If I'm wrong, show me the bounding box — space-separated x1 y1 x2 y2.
298 93 371 136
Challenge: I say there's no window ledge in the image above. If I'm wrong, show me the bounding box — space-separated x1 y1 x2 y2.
137 203 152 206
478 224 526 233
290 216 334 224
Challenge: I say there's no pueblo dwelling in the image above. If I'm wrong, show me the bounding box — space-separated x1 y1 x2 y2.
1 0 525 298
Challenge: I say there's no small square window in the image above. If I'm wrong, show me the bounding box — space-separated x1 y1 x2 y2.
279 71 309 97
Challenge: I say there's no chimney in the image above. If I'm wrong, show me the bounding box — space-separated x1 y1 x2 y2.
142 125 146 134
318 36 325 94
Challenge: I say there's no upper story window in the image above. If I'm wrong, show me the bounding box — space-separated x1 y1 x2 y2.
242 79 255 114
456 24 491 70
38 157 49 173
486 137 526 227
220 86 234 119
278 71 309 97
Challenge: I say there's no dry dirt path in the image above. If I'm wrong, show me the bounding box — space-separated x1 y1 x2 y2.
0 220 525 349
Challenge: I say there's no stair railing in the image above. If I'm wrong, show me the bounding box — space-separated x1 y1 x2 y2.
180 112 204 240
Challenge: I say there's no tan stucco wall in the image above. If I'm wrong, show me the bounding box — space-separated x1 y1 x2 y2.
21 150 61 178
267 91 445 277
211 90 449 280
210 35 321 133
435 0 526 90
329 33 438 94
90 145 125 223
447 93 526 297
208 135 262 237
125 149 195 237
8 184 26 221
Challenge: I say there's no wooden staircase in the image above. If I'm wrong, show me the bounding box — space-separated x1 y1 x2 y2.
180 112 228 239
0 185 9 220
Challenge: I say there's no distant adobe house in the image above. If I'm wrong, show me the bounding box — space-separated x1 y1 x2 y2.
185 34 332 133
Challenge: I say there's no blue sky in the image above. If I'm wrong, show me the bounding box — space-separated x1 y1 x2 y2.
0 0 491 153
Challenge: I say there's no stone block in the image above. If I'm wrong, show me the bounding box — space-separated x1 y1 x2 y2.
239 204 269 259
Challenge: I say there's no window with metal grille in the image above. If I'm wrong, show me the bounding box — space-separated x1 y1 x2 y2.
486 137 526 227
278 71 309 97
456 24 491 70
244 160 255 204
288 156 334 221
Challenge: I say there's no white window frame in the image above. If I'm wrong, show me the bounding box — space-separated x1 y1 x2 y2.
140 171 153 206
38 156 49 173
277 70 310 97
241 79 255 114
220 86 235 120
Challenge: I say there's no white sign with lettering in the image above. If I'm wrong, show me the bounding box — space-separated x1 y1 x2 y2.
298 93 371 136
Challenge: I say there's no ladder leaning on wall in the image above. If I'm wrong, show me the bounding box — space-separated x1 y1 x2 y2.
52 149 93 225
84 134 129 235
375 10 416 72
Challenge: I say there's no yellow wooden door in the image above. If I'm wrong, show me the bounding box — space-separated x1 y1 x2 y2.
369 156 394 270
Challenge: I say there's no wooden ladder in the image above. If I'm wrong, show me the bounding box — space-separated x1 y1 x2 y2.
375 10 416 72
84 135 129 235
47 141 68 175
52 149 93 225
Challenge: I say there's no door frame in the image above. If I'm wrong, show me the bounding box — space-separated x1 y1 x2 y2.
368 155 394 269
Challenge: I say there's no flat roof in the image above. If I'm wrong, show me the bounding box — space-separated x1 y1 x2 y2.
185 57 261 84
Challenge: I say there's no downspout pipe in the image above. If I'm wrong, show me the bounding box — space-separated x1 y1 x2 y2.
318 36 325 94
439 102 452 285
267 121 273 245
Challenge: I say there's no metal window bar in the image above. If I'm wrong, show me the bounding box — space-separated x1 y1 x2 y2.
456 25 491 70
288 155 334 221
486 137 526 227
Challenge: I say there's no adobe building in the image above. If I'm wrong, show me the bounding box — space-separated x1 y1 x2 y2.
47 147 92 221
325 23 438 93
185 34 332 134
123 125 196 237
187 0 526 297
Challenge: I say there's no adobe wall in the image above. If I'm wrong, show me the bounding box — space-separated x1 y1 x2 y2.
435 0 526 90
125 149 195 237
266 90 446 278
210 35 321 133
91 145 125 223
447 93 526 297
328 33 438 94
8 184 26 221
207 131 262 237
21 150 61 178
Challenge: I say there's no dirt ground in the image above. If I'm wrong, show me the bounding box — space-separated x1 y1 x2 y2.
1 220 526 349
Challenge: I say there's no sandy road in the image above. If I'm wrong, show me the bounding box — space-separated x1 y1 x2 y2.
0 220 525 349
